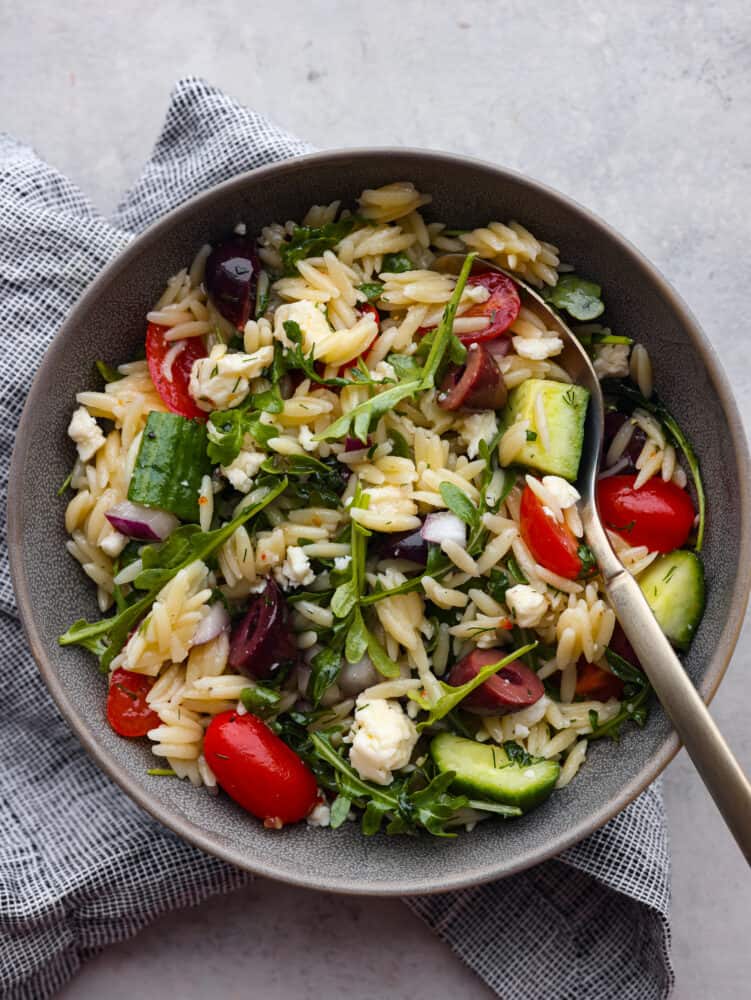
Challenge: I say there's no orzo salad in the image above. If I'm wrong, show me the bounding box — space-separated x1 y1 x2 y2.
60 182 705 836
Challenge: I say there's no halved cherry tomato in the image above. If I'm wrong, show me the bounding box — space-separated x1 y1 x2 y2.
520 485 582 580
145 322 207 420
575 660 624 701
596 474 694 553
106 667 160 738
204 711 318 826
458 271 521 343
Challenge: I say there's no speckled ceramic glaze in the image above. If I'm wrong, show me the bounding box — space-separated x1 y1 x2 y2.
8 150 751 894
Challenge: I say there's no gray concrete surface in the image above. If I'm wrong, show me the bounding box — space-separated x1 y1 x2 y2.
2 1 750 996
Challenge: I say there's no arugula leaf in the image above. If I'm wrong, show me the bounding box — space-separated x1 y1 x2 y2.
309 646 344 705
95 360 123 383
329 794 352 829
506 555 528 585
59 479 287 670
207 407 253 466
485 568 510 604
439 482 479 531
358 281 384 302
502 740 533 766
409 642 537 730
309 733 468 837
381 252 413 273
387 429 411 458
601 380 706 550
386 353 422 381
365 626 400 678
541 274 605 321
279 219 357 275
240 684 282 716
419 254 474 389
251 384 284 414
314 378 422 443
331 490 370 618
588 682 652 741
276 321 350 388
605 647 647 688
345 608 369 664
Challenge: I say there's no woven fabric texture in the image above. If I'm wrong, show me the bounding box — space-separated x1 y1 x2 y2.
0 77 673 1000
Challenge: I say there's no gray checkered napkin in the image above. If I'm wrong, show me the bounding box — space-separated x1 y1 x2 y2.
0 77 673 1000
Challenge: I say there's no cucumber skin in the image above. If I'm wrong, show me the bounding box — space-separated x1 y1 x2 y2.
431 733 560 813
128 412 210 522
502 379 589 482
638 550 705 651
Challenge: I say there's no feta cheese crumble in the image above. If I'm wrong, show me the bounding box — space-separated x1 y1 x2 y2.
505 584 548 628
458 411 498 460
275 545 315 590
512 335 563 361
189 343 273 412
220 448 266 494
348 697 418 785
593 343 630 379
68 406 105 462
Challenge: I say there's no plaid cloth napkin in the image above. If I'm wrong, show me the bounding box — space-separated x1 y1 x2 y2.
0 77 674 1000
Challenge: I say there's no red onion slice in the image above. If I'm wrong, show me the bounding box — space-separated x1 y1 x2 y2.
421 512 466 548
105 501 179 541
192 603 231 646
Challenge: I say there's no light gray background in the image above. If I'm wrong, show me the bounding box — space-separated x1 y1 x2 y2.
2 1 749 997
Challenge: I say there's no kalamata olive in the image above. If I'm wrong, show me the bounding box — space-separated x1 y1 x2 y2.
438 342 508 411
377 526 428 565
603 412 647 470
339 656 379 697
608 622 642 671
204 237 261 329
228 579 298 679
446 649 544 716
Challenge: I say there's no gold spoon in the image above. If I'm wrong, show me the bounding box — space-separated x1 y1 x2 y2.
434 253 751 862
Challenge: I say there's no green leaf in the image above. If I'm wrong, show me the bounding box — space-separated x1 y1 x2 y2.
240 684 282 717
57 470 74 497
358 281 384 302
409 643 537 730
59 479 287 670
541 274 605 321
386 353 422 381
95 360 123 383
387 429 411 458
604 647 647 688
419 253 475 389
381 252 413 273
439 481 479 530
588 682 652 742
345 608 369 664
466 799 523 818
366 627 400 678
313 378 423 443
577 543 597 578
601 379 706 551
309 646 344 705
329 794 351 829
506 555 528 585
279 219 357 275
128 411 210 522
486 568 510 604
207 407 252 466
252 384 284 414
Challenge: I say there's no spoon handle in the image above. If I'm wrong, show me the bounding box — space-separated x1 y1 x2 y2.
599 561 751 864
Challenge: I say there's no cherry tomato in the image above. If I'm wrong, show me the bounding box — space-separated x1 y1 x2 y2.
358 302 380 325
575 660 624 701
520 485 582 580
106 667 160 738
458 271 521 343
596 474 695 553
145 323 207 420
204 711 318 826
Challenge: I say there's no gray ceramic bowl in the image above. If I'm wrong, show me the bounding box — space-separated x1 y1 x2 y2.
8 150 751 894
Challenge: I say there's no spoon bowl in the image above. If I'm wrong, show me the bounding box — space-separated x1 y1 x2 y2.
435 252 751 862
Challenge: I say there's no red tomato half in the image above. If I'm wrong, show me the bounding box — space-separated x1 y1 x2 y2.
596 475 695 553
458 271 521 343
106 668 160 738
204 711 318 826
575 660 624 701
145 323 208 420
520 485 582 580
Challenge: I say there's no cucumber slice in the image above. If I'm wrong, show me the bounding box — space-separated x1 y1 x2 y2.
431 733 560 812
638 550 705 650
128 411 210 522
501 378 590 481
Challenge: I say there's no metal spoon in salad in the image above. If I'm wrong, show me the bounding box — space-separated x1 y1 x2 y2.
434 253 751 862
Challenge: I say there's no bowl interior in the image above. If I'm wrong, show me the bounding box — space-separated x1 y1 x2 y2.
10 150 750 893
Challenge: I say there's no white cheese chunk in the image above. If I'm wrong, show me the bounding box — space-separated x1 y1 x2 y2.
189 344 273 412
67 406 106 462
220 448 266 494
505 584 548 628
275 545 315 589
512 336 563 360
348 698 418 786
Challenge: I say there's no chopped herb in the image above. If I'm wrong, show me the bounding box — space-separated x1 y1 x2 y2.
588 709 600 731
358 281 384 302
577 543 597 577
329 794 352 829
279 219 357 275
526 430 538 442
57 470 74 497
381 252 413 273
147 768 176 777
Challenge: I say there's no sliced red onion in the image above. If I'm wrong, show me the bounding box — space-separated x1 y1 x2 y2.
192 603 230 646
421 512 466 548
344 435 370 452
105 501 179 542
486 337 512 361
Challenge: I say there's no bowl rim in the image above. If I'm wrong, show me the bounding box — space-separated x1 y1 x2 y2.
8 146 751 895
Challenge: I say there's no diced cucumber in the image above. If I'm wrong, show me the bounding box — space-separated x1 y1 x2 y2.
431 733 560 812
638 550 705 651
502 378 589 481
128 411 210 522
